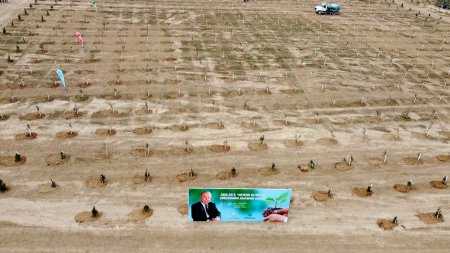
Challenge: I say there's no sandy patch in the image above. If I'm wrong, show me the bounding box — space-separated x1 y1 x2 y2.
74 211 103 223
352 187 373 198
128 207 154 221
258 167 279 176
178 203 188 215
62 111 83 120
377 219 398 230
95 129 117 136
19 113 45 120
134 148 153 157
45 154 70 166
208 145 230 153
430 181 448 189
316 138 338 145
170 125 190 131
37 184 59 193
0 156 26 166
241 122 260 129
394 184 416 193
0 115 10 121
297 164 310 172
176 172 196 183
204 122 225 129
132 127 153 135
215 170 237 180
436 155 450 162
86 178 107 188
248 143 268 151
334 161 352 172
33 96 54 103
135 108 152 115
312 191 333 202
283 140 304 148
15 132 37 140
56 131 78 139
132 175 152 185
416 213 444 224
403 157 424 165
72 95 90 102
92 110 120 118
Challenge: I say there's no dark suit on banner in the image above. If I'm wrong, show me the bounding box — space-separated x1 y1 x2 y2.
191 201 221 221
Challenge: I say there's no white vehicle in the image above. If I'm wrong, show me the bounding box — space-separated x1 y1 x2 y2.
315 3 341 15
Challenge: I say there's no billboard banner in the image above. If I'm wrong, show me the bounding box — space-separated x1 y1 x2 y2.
188 188 292 222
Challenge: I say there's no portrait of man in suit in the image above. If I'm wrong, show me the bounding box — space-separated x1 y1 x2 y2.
191 191 221 221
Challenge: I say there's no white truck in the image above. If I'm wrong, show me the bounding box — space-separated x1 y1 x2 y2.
315 3 341 15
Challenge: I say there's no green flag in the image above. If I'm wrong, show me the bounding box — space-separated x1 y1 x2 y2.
91 1 97 12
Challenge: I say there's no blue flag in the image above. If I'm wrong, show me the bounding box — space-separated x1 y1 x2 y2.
56 68 67 91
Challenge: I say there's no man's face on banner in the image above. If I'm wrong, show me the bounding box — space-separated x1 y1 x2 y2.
201 192 211 205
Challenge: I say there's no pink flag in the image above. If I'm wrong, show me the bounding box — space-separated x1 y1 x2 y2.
75 32 84 47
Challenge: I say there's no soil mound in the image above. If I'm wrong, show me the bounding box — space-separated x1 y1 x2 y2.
312 191 333 201
377 219 398 230
37 184 59 193
248 143 268 151
209 145 230 153
215 170 237 180
258 167 279 176
128 207 154 221
134 148 153 157
72 95 89 102
95 129 117 136
0 156 26 166
416 212 444 224
202 107 219 113
45 154 69 166
133 127 152 135
178 204 188 215
394 184 416 193
19 113 46 120
316 138 338 145
33 96 54 103
132 175 152 185
92 110 120 118
436 155 450 162
170 125 190 131
77 82 92 88
283 140 304 148
334 161 352 172
297 164 309 172
176 172 196 183
86 178 107 188
0 115 10 121
430 181 448 189
205 122 224 129
241 122 260 129
171 146 194 155
368 157 383 166
56 131 78 139
15 132 37 140
74 211 103 223
135 108 152 115
403 157 424 165
352 187 373 198
63 111 83 120
93 153 112 160
273 120 292 126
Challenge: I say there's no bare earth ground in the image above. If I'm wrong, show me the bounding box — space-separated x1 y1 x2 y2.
0 0 449 252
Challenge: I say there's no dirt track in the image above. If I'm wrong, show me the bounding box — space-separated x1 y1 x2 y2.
0 0 449 252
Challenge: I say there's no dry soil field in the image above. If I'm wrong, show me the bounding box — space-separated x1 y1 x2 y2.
0 0 449 252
